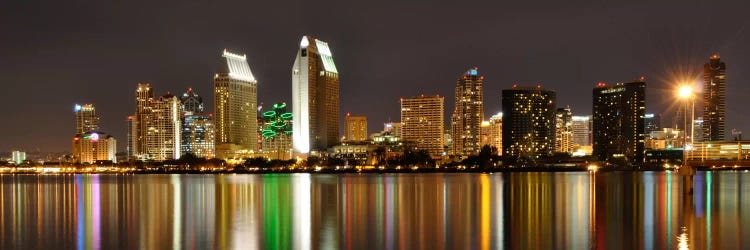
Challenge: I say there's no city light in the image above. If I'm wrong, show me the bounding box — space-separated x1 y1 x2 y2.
678 85 693 99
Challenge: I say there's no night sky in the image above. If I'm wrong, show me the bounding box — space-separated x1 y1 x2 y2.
2 0 750 152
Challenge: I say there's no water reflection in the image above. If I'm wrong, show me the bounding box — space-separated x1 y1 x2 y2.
1 172 750 249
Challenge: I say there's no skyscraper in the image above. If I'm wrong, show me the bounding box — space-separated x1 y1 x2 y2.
344 114 367 141
555 107 573 153
74 104 99 134
501 85 556 161
702 54 726 141
181 88 215 158
292 35 340 153
401 95 445 156
133 83 153 159
214 49 258 159
592 81 645 164
144 93 181 160
72 103 116 163
451 67 484 156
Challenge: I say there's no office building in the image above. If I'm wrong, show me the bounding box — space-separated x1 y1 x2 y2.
401 95 445 156
592 81 646 164
702 54 726 141
571 115 591 147
292 35 340 153
644 113 661 134
501 85 556 160
74 104 99 134
181 88 215 158
132 83 153 159
72 131 116 164
11 151 25 165
344 114 367 141
214 49 258 159
480 112 502 154
145 93 181 160
450 67 484 156
555 107 573 153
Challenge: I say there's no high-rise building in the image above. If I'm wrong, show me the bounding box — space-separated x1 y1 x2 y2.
571 115 591 147
74 104 99 134
145 93 181 160
133 83 153 159
292 35 340 153
72 131 116 164
72 103 116 163
401 95 445 156
702 54 726 141
644 113 661 134
501 86 556 160
344 114 367 141
555 107 573 153
11 151 25 165
480 112 503 154
592 81 646 164
127 116 136 159
214 49 258 159
450 67 484 156
180 88 215 158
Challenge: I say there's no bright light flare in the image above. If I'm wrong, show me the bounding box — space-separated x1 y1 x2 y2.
678 85 693 99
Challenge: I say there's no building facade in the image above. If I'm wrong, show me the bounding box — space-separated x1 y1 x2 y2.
74 104 99 134
180 88 215 158
401 95 445 156
132 83 153 159
702 54 726 141
72 131 116 164
501 86 556 161
480 112 502 155
214 49 258 159
555 107 573 153
450 68 484 156
644 113 661 135
145 94 181 161
592 81 646 164
344 114 367 141
292 35 340 153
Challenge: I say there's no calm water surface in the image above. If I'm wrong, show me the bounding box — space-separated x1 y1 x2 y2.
1 172 749 249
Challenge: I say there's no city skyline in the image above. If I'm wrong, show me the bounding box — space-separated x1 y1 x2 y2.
3 1 750 152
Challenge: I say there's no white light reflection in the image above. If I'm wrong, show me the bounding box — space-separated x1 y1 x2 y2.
171 175 181 250
293 173 312 250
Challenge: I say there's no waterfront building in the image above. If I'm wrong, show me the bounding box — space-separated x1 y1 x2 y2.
214 49 258 159
480 112 502 154
501 85 556 160
401 95 445 156
145 93 181 161
344 114 367 141
292 35 340 153
74 104 99 134
571 115 592 155
132 83 153 159
592 81 645 164
702 54 726 141
450 67 484 156
260 102 293 160
555 107 573 153
11 151 25 165
180 88 215 158
72 131 116 164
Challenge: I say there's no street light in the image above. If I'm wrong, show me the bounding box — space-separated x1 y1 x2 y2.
676 85 695 166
